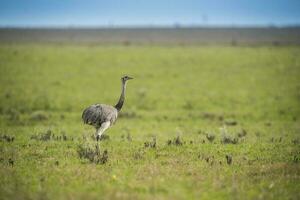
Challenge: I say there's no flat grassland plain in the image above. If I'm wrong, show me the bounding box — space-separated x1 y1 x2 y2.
0 28 300 200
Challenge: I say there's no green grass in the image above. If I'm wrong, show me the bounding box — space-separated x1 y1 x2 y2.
0 44 300 200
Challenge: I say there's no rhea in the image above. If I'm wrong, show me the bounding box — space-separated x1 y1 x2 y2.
82 75 133 141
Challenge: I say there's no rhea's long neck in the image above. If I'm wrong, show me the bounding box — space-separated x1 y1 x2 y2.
115 81 127 111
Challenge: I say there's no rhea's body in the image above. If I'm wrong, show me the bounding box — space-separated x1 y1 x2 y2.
82 75 133 141
82 104 118 127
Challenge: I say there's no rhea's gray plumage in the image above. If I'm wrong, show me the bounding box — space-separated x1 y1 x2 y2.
82 104 118 127
82 75 133 141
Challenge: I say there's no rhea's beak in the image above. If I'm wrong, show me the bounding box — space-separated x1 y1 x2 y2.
128 76 133 80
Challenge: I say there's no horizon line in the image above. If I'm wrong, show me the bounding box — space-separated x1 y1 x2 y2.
1 24 300 29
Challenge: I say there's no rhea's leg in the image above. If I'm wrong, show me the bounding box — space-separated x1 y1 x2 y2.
95 127 100 140
96 121 110 141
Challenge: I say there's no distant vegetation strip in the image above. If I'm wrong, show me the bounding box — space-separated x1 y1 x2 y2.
0 27 300 45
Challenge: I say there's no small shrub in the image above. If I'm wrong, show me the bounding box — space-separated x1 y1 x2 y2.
292 138 299 144
293 155 300 163
224 120 237 126
226 155 232 165
221 134 238 144
133 149 145 160
270 137 283 143
167 136 183 146
8 158 14 166
237 129 247 138
60 114 65 120
0 134 15 142
174 136 183 145
265 122 272 127
198 154 216 165
30 130 73 141
144 137 156 148
5 92 11 99
201 112 224 121
220 127 238 144
30 111 49 121
206 133 215 142
30 129 52 141
77 142 108 164
133 152 143 160
182 101 194 110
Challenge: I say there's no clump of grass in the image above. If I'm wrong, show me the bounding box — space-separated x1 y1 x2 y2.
264 122 272 127
133 149 145 160
144 137 156 148
118 111 139 119
29 111 49 121
0 134 15 142
198 154 217 166
226 155 232 165
206 133 215 143
133 152 143 160
6 108 20 121
224 119 238 126
54 131 73 141
220 127 239 144
237 129 247 138
4 92 11 99
293 155 299 163
182 100 194 110
30 130 73 141
255 132 261 137
121 132 132 142
270 137 283 143
91 134 110 141
221 135 238 144
123 40 131 46
31 129 52 141
100 135 110 141
8 158 14 167
77 142 108 164
167 136 183 146
201 112 224 121
292 138 299 144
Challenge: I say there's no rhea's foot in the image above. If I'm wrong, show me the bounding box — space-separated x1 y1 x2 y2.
96 135 101 141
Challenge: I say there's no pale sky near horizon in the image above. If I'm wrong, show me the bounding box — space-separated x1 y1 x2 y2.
0 0 300 27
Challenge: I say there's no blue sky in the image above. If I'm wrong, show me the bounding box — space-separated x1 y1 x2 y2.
0 0 300 27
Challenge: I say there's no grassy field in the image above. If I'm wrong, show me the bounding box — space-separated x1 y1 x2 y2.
0 44 299 200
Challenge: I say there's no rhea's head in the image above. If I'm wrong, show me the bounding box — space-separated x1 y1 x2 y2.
121 75 133 83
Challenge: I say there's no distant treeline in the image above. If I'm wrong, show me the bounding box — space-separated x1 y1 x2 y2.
0 27 300 45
